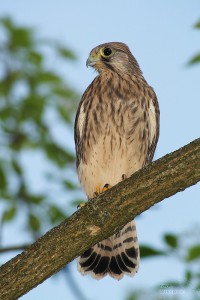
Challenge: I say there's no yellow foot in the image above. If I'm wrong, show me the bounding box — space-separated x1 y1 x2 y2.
77 202 86 209
102 183 112 193
93 183 112 197
93 184 101 197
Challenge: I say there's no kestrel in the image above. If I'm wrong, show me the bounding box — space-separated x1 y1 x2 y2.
74 42 160 280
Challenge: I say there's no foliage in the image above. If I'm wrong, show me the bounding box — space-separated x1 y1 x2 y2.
126 228 200 300
0 17 80 239
188 19 200 66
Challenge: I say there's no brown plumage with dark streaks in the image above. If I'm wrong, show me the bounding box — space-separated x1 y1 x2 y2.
74 42 160 280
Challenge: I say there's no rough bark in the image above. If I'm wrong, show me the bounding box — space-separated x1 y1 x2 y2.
0 138 199 300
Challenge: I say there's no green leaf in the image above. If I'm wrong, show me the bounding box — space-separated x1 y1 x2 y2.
28 51 43 66
140 245 165 258
12 159 22 175
158 281 182 290
163 233 178 248
38 71 61 83
186 245 200 261
57 46 76 60
28 214 41 232
57 105 71 122
0 17 14 30
184 270 192 287
126 293 137 300
0 165 7 189
10 27 34 50
45 142 75 167
10 131 27 150
63 180 77 190
27 195 44 204
48 205 67 224
195 282 200 291
53 85 78 100
2 206 17 223
188 53 200 65
21 95 45 121
194 20 200 29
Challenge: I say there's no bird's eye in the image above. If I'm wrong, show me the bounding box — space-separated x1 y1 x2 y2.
103 47 112 57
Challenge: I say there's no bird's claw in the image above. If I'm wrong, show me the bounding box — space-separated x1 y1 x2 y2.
77 202 86 209
93 183 112 197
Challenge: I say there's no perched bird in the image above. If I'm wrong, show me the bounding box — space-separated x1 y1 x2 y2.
74 42 160 280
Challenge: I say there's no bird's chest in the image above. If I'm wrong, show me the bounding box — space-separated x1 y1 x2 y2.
86 97 128 161
77 97 143 198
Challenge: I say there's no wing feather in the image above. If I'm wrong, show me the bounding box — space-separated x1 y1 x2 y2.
146 92 160 163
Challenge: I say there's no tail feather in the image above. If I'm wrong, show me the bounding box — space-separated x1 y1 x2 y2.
78 220 139 280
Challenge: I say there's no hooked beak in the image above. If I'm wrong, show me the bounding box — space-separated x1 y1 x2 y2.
86 55 100 67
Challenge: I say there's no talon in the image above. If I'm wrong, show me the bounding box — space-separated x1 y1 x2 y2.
102 183 112 193
122 174 127 180
77 202 86 209
93 184 112 197
93 185 101 197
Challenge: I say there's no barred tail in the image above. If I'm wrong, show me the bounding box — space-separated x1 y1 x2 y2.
78 220 139 280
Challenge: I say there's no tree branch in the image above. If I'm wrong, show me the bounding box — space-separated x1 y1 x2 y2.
0 138 199 300
0 245 30 254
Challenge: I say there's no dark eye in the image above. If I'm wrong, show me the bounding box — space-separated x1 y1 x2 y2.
103 47 112 56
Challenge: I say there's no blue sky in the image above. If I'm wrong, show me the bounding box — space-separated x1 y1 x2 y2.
1 1 200 300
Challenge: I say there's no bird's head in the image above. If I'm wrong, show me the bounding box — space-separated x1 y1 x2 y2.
86 42 142 76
